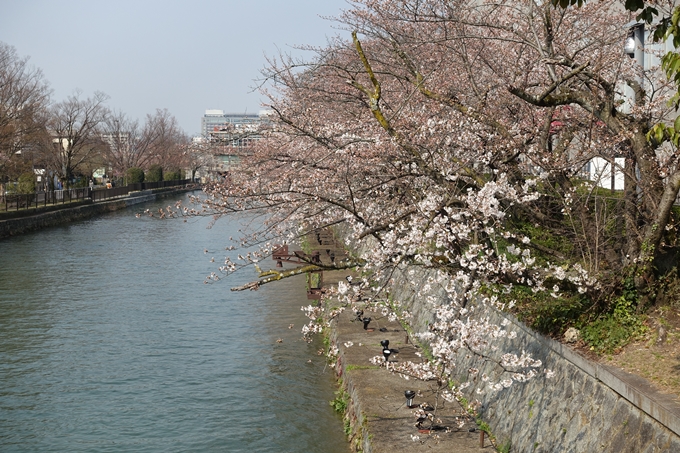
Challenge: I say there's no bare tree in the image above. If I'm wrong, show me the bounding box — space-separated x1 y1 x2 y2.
101 110 150 177
144 108 187 173
0 42 51 191
42 91 109 187
101 108 187 179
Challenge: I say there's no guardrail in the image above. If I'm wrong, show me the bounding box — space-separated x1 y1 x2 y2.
1 179 193 212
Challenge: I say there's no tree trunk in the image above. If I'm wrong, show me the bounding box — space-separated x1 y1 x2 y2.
634 170 680 301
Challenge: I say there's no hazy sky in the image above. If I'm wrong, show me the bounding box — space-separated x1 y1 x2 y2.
0 0 350 135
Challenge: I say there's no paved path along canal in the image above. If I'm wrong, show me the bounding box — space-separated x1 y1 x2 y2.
0 193 349 452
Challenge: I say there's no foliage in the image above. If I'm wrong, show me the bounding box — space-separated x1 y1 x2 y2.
73 177 89 188
508 284 586 337
163 168 182 181
16 172 35 194
146 164 163 182
497 440 512 453
330 385 349 414
125 167 144 184
580 282 648 354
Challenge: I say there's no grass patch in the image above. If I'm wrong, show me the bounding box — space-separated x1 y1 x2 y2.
346 364 379 371
330 386 349 414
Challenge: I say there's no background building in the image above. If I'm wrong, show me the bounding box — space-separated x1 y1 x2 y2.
200 110 263 138
199 110 271 177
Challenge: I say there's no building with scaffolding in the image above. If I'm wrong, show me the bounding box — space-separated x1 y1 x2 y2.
199 109 271 176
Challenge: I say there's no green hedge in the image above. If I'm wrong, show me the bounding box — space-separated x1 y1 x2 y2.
126 167 144 184
146 164 163 182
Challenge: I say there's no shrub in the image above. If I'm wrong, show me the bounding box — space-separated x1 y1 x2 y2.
146 164 163 182
17 173 36 193
505 283 586 337
163 169 182 181
580 295 647 354
125 167 144 184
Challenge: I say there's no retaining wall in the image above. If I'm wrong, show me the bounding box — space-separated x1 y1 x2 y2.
386 265 680 452
0 189 191 239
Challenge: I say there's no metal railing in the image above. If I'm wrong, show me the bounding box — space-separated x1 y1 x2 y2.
2 188 91 211
1 179 193 212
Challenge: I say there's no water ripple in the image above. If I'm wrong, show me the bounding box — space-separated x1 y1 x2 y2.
0 194 348 452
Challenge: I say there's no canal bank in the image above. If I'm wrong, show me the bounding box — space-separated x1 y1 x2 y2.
0 187 195 239
324 276 489 453
302 233 489 452
309 230 680 452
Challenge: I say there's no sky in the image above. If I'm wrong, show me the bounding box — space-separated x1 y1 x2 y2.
0 0 351 136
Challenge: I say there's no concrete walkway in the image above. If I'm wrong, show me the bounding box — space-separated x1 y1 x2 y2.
301 230 491 451
329 297 492 452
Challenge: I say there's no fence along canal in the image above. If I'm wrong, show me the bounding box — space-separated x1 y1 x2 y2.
1 179 192 212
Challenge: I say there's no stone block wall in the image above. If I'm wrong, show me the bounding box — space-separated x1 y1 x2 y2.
0 189 188 239
386 265 680 452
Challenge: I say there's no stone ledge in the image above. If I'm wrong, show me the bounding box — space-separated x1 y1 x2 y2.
598 364 680 437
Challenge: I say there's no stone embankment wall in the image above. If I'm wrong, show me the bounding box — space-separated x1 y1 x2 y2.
0 189 191 239
386 265 680 452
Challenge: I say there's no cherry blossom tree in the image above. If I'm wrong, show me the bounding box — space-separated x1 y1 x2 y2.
179 0 680 432
197 0 654 299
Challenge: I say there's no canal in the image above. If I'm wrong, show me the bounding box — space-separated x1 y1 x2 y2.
0 193 350 452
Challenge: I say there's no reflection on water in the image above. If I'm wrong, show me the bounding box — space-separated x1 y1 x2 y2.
0 194 349 452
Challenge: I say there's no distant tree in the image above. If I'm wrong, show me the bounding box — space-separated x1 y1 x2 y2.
184 138 212 181
145 108 188 170
125 166 144 184
42 91 109 187
0 42 51 193
101 109 186 178
101 111 150 178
